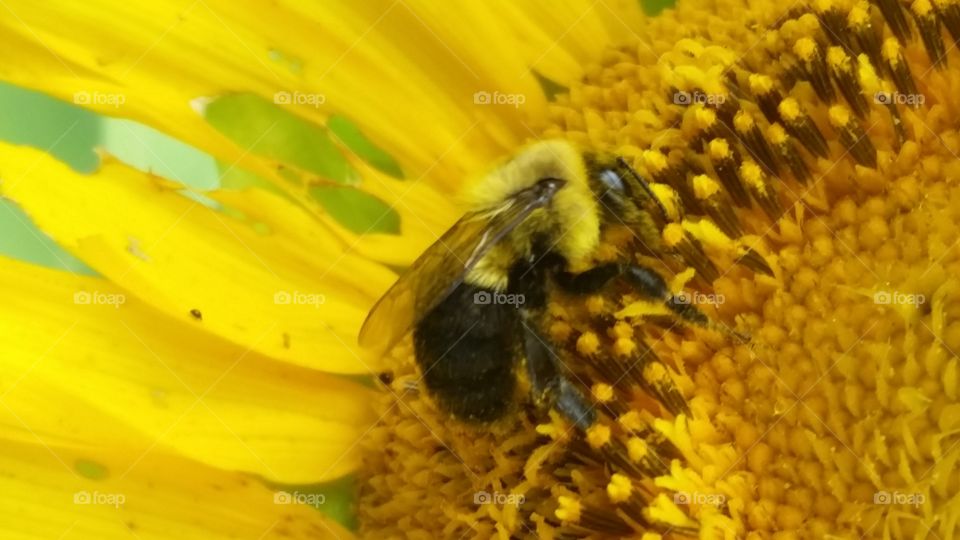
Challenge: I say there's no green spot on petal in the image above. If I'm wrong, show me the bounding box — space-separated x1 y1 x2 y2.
641 0 675 15
203 94 359 185
533 71 568 101
308 186 400 235
75 459 109 480
327 115 404 179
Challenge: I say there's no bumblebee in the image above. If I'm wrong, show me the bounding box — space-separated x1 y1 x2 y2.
359 140 713 430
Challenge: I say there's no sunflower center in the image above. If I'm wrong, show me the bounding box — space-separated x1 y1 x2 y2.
360 1 960 538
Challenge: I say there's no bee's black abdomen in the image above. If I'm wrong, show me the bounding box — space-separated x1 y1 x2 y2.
413 283 520 423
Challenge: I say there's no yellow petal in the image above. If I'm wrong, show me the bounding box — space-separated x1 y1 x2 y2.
0 255 373 483
214 165 459 269
0 438 353 539
0 142 393 373
0 0 642 186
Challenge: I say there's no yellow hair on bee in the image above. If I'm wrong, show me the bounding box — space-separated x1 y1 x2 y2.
463 140 601 289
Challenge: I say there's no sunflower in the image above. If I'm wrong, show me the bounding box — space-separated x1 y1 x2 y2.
1 0 959 538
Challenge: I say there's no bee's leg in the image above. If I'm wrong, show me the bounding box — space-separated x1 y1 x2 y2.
521 316 596 430
555 263 708 327
620 264 708 327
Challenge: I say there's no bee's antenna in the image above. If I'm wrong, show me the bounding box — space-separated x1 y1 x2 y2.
617 156 669 221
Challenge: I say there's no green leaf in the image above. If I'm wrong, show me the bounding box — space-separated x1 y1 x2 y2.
203 94 359 185
100 118 219 189
0 199 96 275
0 81 100 174
327 115 404 179
267 475 358 531
308 186 400 235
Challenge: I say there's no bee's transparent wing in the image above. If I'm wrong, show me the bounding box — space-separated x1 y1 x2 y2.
358 181 560 355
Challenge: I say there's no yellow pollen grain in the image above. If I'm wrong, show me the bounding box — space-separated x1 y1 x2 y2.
618 410 644 431
549 320 572 343
546 301 568 319
882 37 902 65
586 424 612 449
576 331 600 356
693 174 721 199
642 150 668 173
555 496 581 523
694 107 717 130
847 2 870 27
913 0 934 17
814 0 834 13
610 320 633 339
828 104 852 128
827 46 850 72
793 37 818 62
643 361 667 385
748 73 775 95
708 138 731 160
627 437 649 462
612 336 636 357
663 223 686 248
740 161 766 191
768 123 789 145
607 473 633 503
585 295 605 316
734 110 755 133
778 97 802 122
592 382 615 402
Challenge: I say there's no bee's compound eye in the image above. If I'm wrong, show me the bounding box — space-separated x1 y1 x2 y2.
599 169 625 192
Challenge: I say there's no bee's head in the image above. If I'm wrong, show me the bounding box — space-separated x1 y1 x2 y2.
584 153 667 228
